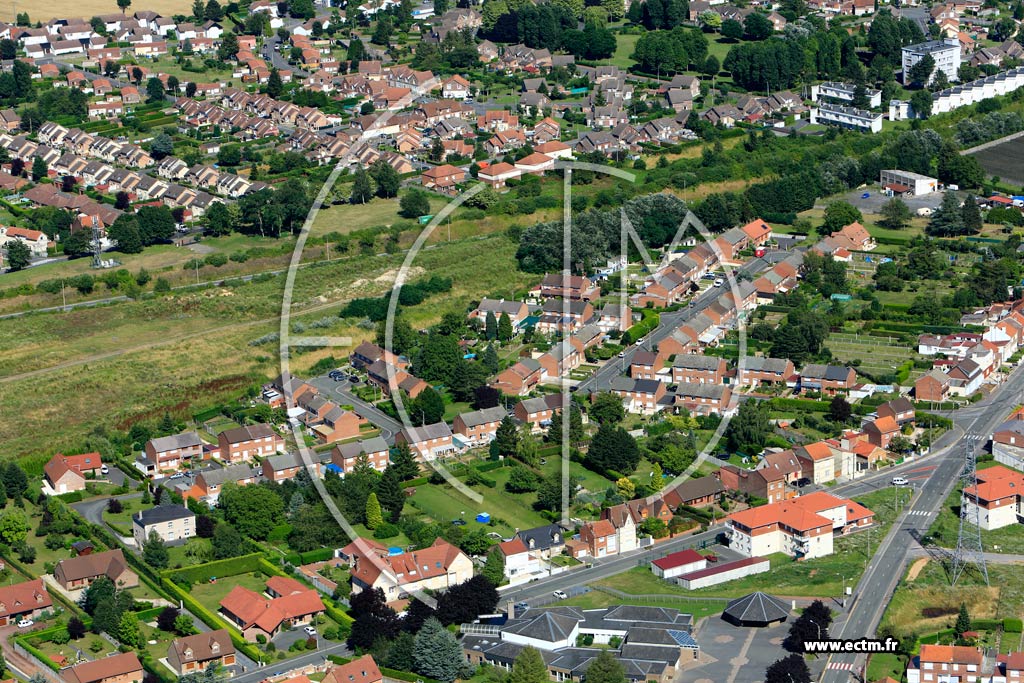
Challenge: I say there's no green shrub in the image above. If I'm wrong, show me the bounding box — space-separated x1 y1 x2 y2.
1004 618 1023 633
205 253 228 267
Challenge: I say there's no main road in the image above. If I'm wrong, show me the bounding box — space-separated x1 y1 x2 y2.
821 361 1024 682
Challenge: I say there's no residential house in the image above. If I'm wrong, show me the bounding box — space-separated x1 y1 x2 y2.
341 537 473 602
865 416 901 449
189 464 259 505
140 432 204 474
738 357 795 387
452 406 507 446
497 537 541 582
670 355 727 385
395 422 456 461
53 549 139 592
132 505 196 547
961 465 1024 531
0 579 52 626
167 630 236 677
794 442 837 485
538 273 600 301
663 475 724 509
514 394 563 432
799 364 857 395
331 437 391 475
672 383 732 417
492 357 543 395
220 579 325 642
516 524 565 558
877 397 916 426
906 645 984 683
608 376 668 415
420 163 465 193
916 368 952 402
579 519 618 558
322 656 383 683
60 653 143 683
216 423 284 462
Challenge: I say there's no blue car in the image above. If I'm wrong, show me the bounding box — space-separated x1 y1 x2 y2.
861 192 871 199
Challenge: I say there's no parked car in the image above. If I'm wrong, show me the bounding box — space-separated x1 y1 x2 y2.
704 554 718 563
303 626 317 636
514 601 530 611
100 464 109 475
451 519 467 526
617 352 625 358
713 278 724 287
552 590 568 600
17 619 33 628
891 476 909 486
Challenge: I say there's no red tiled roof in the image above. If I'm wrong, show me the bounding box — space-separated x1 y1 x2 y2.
0 579 51 619
651 549 705 570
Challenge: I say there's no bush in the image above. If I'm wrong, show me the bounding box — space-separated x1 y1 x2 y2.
1004 618 1023 633
205 253 228 267
372 523 400 539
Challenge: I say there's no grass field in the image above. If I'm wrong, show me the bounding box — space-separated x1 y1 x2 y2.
825 331 917 381
408 475 550 535
190 570 269 610
609 33 639 69
559 588 726 619
11 0 193 21
926 487 1024 554
0 232 538 458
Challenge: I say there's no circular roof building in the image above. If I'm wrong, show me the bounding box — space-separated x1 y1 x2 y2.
722 592 791 627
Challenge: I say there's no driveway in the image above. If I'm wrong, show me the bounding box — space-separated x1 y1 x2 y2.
307 376 403 443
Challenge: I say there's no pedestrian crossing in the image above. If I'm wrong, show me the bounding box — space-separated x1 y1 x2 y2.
827 662 855 671
906 509 931 517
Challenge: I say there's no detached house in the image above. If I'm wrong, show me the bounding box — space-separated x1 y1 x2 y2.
0 579 52 626
54 549 139 592
167 630 236 677
341 537 473 602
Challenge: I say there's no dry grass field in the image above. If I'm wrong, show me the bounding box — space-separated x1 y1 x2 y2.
5 0 193 22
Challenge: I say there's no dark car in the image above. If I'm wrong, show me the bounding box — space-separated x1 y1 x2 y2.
451 519 467 526
349 375 360 383
796 477 811 487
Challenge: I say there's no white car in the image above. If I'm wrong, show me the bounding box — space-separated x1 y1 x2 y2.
552 590 568 600
713 278 724 287
303 626 317 636
891 476 909 486
17 619 33 628
100 464 109 475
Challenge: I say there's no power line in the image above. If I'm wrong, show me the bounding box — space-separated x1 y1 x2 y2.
951 434 989 586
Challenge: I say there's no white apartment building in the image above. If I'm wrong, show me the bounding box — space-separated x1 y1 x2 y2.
810 81 882 108
902 39 961 85
809 104 883 133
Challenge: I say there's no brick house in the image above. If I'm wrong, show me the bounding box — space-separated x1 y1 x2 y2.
141 432 204 474
717 465 790 504
60 652 143 683
663 475 724 509
421 164 466 192
452 406 507 446
738 357 795 387
670 355 727 385
396 422 456 461
513 394 562 431
915 369 952 402
538 273 599 301
167 630 236 677
331 437 390 474
492 357 543 395
579 519 618 558
865 416 901 449
0 578 52 626
217 424 284 463
53 550 139 592
323 656 383 683
877 397 916 426
799 364 857 395
220 579 325 642
342 537 473 602
906 645 983 683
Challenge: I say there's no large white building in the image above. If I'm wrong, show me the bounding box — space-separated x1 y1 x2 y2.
880 169 938 196
902 39 961 85
892 66 1024 119
725 491 874 560
809 104 883 133
961 465 1024 531
810 81 882 108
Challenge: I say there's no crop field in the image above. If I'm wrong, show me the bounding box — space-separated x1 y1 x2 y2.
969 135 1024 186
825 332 918 380
11 0 194 21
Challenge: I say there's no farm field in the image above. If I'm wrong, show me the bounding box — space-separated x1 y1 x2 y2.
968 134 1024 186
826 331 919 381
13 0 193 21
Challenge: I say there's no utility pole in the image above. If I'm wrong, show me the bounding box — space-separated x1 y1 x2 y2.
952 434 989 585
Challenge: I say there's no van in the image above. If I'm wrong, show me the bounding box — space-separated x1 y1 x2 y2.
891 476 908 486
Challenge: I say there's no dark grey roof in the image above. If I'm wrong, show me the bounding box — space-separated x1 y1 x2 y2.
723 592 790 624
666 475 724 504
400 421 452 442
336 436 389 460
133 504 195 526
672 355 722 371
801 364 853 381
673 382 726 400
743 356 791 373
148 431 202 452
458 406 507 428
198 463 258 486
518 395 562 415
517 523 565 550
503 611 580 642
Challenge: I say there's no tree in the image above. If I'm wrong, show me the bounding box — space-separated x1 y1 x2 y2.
482 546 505 585
586 650 627 683
907 54 935 87
370 160 401 199
136 205 176 244
372 16 394 45
376 468 405 522
4 240 30 271
31 156 47 181
0 508 28 545
219 483 284 539
117 0 131 13
822 200 862 233
146 77 165 103
497 313 514 341
910 89 933 118
399 189 431 219
63 229 94 258
267 68 284 98
721 18 743 40
192 0 205 19
410 386 445 425
174 613 196 636
725 399 771 454
879 197 911 229
3 463 27 500
390 444 421 481
587 423 641 474
217 32 238 62
506 465 539 493
150 132 174 160
590 393 625 425
702 55 720 78
509 647 548 683
927 192 967 237
744 11 773 39
955 602 971 636
494 416 519 458
67 617 87 640
116 612 140 647
413 617 462 682
350 168 374 204
962 195 983 234
108 216 143 254
765 654 811 683
828 395 852 423
143 530 169 569
157 606 180 632
349 588 400 650
365 492 383 530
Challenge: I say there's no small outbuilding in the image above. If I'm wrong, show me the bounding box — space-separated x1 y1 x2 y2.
722 591 790 627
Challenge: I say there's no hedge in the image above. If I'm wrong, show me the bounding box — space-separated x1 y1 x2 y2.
16 635 61 671
327 655 444 683
283 548 335 566
1005 618 1023 633
970 618 1002 631
164 552 269 585
160 577 263 662
918 628 955 645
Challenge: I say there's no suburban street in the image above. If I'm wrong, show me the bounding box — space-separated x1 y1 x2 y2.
820 361 1024 682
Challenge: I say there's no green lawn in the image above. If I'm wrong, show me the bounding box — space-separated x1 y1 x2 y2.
866 652 907 682
137 621 178 664
103 499 151 534
926 487 1024 554
408 476 550 535
190 571 270 612
609 33 639 69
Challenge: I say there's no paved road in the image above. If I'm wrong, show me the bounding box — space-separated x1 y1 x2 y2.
232 641 351 683
577 256 772 394
821 361 1024 682
308 375 403 442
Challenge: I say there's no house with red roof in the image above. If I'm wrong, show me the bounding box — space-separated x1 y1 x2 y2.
650 550 707 579
219 579 325 641
740 218 773 247
0 578 52 626
579 519 618 558
865 415 901 449
961 465 1024 531
43 452 104 495
1 226 50 257
339 537 473 603
794 442 838 485
726 491 874 559
906 645 983 683
829 221 875 251
323 655 383 683
497 537 540 583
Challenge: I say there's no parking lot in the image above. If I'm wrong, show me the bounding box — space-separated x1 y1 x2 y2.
831 187 947 216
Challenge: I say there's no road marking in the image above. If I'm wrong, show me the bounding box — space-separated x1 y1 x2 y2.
827 662 855 670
